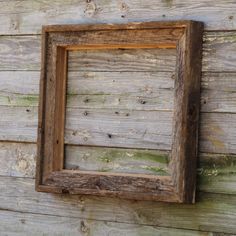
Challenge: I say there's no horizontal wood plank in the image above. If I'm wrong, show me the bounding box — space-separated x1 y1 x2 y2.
0 71 39 107
0 32 236 72
0 106 38 142
0 1 236 234
201 72 236 113
68 48 176 72
203 32 236 72
0 0 236 34
0 209 228 236
0 71 236 113
67 71 236 113
66 72 175 111
65 108 173 150
0 176 236 234
0 36 40 71
199 112 236 154
65 147 236 195
198 153 236 195
0 142 36 178
64 109 236 153
65 146 170 175
0 142 235 195
0 210 88 236
0 106 236 153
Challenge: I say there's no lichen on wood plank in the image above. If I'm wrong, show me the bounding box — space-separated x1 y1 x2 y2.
65 146 170 175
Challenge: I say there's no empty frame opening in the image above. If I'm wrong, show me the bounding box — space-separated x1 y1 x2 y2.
64 47 177 175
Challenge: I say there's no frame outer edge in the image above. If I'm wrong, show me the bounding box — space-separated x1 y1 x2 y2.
35 27 47 190
36 21 204 203
182 21 204 203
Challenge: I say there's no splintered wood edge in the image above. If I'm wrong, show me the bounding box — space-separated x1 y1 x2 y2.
36 21 203 203
42 21 193 32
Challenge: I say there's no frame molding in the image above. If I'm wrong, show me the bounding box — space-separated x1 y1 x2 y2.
36 21 203 203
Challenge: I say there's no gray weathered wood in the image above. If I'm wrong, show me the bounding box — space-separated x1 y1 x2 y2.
0 106 38 142
203 32 236 72
0 106 236 154
0 209 228 236
0 142 36 178
65 146 170 175
0 0 236 34
0 142 235 195
0 36 40 71
67 71 236 113
199 112 236 154
0 32 236 72
0 176 236 234
66 71 175 111
0 0 235 234
201 72 236 113
68 48 176 72
65 108 173 150
0 71 39 107
198 153 236 195
1 71 236 114
65 109 236 153
0 210 86 236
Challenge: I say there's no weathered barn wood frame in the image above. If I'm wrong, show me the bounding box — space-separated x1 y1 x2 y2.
36 21 203 203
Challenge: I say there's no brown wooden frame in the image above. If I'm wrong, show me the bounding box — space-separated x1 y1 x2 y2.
36 21 203 203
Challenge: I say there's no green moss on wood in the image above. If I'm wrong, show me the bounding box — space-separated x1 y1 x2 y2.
0 94 38 106
99 168 112 172
199 154 236 176
143 166 169 175
21 95 38 103
198 154 236 188
99 149 169 165
133 151 169 164
162 0 173 7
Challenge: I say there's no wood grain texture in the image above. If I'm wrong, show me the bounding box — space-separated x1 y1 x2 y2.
43 171 176 202
0 0 236 34
198 153 236 195
201 72 236 113
0 31 236 72
66 71 175 112
0 71 40 107
65 146 170 175
65 108 173 150
1 71 236 114
0 0 235 234
0 176 236 234
36 21 203 202
68 48 177 72
47 27 183 48
0 210 230 236
1 106 236 154
0 142 36 178
53 47 67 171
65 111 236 154
0 106 38 142
0 142 235 195
169 21 203 202
65 49 176 155
0 32 236 72
199 113 236 154
0 36 40 71
203 32 236 72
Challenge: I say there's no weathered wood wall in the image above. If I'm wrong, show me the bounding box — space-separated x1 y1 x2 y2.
0 0 236 235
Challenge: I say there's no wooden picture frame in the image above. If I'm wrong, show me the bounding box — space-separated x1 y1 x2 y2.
36 21 203 203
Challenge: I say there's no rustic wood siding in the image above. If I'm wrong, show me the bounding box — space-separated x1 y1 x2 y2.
0 0 236 235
